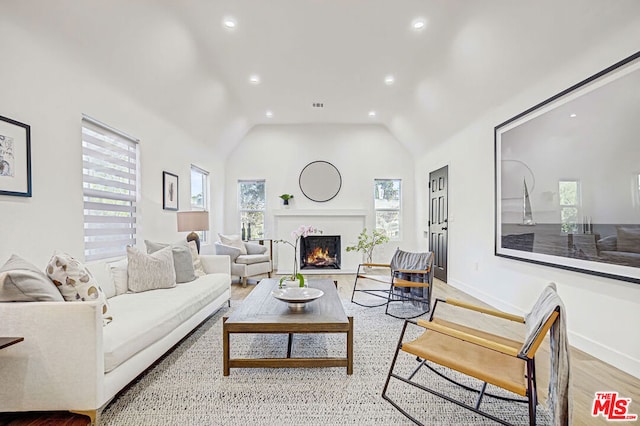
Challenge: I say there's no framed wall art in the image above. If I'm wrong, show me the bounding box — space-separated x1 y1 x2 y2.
0 115 31 197
495 51 640 284
163 171 178 211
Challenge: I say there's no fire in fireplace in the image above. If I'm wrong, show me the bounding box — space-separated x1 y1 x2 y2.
300 235 341 269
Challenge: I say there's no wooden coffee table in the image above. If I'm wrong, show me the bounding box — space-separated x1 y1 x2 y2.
223 278 353 375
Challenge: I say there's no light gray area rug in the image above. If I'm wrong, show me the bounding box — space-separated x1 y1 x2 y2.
101 302 551 425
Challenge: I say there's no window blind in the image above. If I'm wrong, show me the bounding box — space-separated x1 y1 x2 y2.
82 117 138 261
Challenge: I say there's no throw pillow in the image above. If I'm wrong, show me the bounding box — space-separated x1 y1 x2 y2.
106 258 129 295
616 226 640 254
144 240 196 283
218 233 247 255
188 240 206 277
127 246 176 293
0 254 64 302
46 252 112 325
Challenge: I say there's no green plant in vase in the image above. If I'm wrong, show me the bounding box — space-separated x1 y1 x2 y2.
279 194 294 206
346 228 389 265
274 225 322 288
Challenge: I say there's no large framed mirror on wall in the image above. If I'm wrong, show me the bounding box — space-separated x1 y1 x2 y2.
299 160 342 202
495 51 640 284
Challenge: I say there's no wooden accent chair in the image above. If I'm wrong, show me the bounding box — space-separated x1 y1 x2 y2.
382 285 566 426
350 249 434 319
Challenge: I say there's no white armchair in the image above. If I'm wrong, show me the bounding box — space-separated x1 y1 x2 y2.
214 241 272 287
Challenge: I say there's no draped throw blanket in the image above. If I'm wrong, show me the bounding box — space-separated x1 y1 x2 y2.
389 249 433 307
522 283 571 426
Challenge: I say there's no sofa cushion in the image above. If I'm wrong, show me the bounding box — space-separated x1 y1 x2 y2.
0 254 63 302
218 233 247 255
107 258 128 296
188 241 206 277
235 254 271 265
127 246 176 293
616 226 640 254
145 240 196 283
245 243 268 255
103 273 229 373
46 252 112 324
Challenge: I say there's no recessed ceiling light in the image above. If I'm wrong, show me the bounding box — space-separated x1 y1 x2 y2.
265 110 273 118
411 18 427 31
384 75 395 85
222 17 237 29
570 113 577 118
368 111 377 117
249 75 261 85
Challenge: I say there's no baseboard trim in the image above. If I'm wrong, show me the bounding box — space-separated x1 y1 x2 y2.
447 278 640 379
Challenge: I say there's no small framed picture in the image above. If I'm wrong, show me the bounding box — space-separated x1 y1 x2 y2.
163 171 178 211
0 115 31 197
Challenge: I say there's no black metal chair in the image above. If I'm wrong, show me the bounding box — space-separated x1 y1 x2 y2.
382 285 565 426
351 249 433 319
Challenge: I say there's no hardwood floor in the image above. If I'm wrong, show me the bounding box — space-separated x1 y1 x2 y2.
1 273 638 425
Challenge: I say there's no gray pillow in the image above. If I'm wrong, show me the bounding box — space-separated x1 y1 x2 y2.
616 227 640 254
127 246 176 293
0 254 64 302
145 240 196 283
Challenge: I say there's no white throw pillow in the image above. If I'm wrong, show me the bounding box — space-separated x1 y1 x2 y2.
188 240 206 277
127 246 176 293
46 252 112 325
218 233 247 255
107 258 129 295
0 254 63 302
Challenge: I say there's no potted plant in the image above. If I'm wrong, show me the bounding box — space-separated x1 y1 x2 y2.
346 228 389 265
279 194 294 206
274 225 322 287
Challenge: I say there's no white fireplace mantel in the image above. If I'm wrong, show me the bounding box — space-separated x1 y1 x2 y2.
272 209 369 274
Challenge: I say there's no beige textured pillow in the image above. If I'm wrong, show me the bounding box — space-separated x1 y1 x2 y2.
127 246 176 293
218 233 247 255
46 252 112 325
188 240 206 277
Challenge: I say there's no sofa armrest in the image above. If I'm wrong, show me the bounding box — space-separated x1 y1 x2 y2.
0 301 103 411
200 254 231 275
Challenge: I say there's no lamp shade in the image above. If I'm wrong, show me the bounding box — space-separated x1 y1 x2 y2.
177 211 210 232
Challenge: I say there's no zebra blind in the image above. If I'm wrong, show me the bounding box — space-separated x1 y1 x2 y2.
82 117 138 261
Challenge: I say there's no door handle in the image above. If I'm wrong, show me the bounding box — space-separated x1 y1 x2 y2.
442 227 448 231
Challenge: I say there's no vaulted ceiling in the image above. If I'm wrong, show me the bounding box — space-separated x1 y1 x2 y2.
5 0 640 157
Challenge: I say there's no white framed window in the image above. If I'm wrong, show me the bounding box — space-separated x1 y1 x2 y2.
374 179 401 240
559 179 581 233
238 179 265 239
190 165 210 244
82 115 138 261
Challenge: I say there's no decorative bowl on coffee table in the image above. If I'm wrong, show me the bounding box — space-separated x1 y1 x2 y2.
271 287 324 310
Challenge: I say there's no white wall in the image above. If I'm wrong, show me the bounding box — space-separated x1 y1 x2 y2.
0 19 231 266
223 124 417 266
415 23 640 377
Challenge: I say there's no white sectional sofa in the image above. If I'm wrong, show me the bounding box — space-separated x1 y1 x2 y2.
0 254 231 424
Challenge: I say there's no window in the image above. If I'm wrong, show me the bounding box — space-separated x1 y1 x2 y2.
374 179 401 240
238 180 265 239
190 165 210 244
559 180 581 233
82 116 138 261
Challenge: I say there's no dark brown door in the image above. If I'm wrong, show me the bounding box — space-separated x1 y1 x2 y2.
429 166 448 282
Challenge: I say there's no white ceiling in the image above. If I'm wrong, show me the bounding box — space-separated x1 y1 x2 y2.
4 0 640 156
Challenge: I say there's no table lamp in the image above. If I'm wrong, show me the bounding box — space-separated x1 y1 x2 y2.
177 211 209 253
